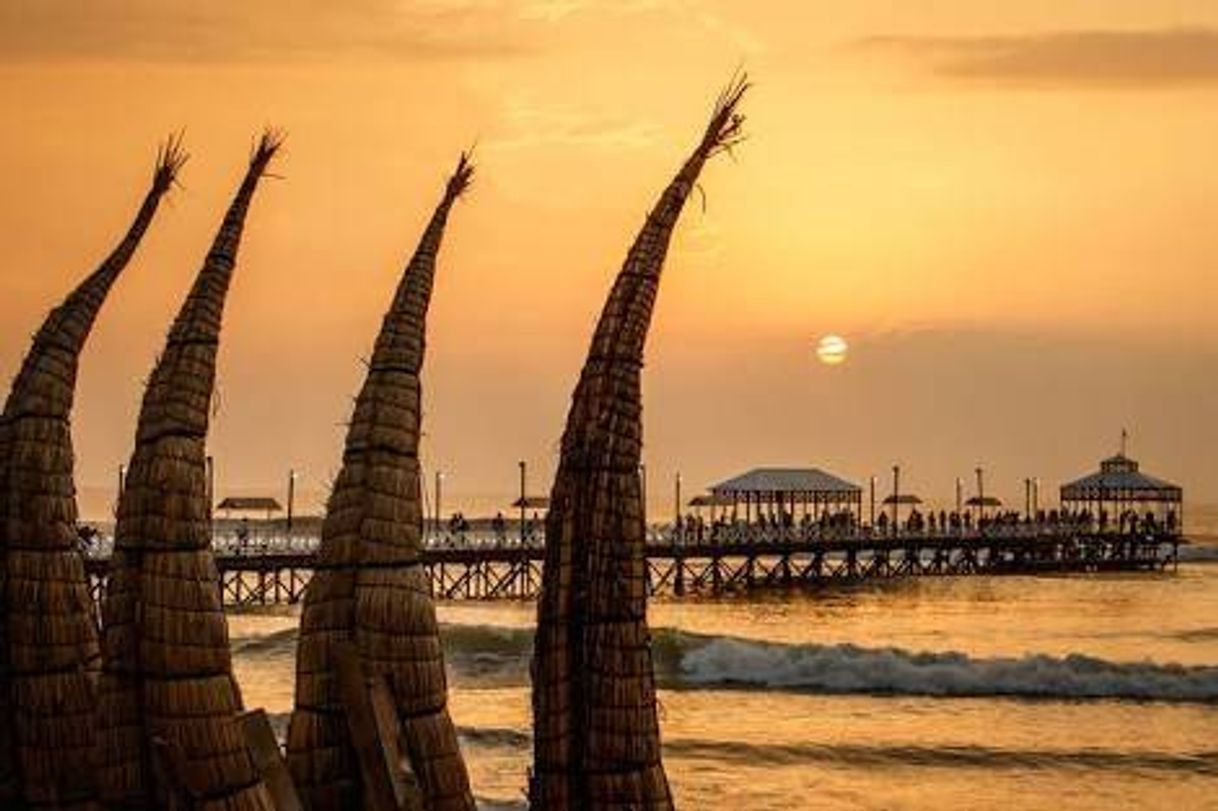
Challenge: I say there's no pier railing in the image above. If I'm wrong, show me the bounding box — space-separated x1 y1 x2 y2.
80 525 1183 606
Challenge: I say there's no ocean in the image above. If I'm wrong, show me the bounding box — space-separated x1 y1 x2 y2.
227 537 1218 810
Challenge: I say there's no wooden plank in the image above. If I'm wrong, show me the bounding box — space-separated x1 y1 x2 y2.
368 676 424 807
151 735 197 811
239 709 304 811
334 642 424 811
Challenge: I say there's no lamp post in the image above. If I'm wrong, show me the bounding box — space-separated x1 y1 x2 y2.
891 464 900 536
287 469 297 536
674 472 682 525
435 470 444 538
975 466 985 522
518 460 527 546
869 475 876 529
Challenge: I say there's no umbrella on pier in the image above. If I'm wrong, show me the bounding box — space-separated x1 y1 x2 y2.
965 495 1003 522
288 154 476 811
530 75 748 811
966 496 1003 508
882 493 924 530
511 496 551 510
0 137 184 810
97 131 281 811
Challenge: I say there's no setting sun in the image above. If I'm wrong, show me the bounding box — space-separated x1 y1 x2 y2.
817 333 849 365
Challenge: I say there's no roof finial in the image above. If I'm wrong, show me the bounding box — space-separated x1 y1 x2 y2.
1120 428 1128 457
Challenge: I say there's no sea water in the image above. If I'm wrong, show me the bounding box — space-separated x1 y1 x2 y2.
227 537 1218 810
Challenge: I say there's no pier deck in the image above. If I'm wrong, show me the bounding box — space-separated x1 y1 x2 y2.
82 529 1183 606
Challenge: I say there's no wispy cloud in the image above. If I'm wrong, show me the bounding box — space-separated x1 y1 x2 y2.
519 0 761 53
486 97 664 151
0 0 533 63
519 0 590 23
860 27 1218 87
0 0 760 64
520 0 679 23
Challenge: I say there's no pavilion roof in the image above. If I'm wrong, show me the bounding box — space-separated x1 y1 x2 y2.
216 496 283 512
1060 454 1182 502
688 493 734 507
710 467 861 497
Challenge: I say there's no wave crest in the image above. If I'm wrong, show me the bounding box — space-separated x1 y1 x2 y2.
679 636 1218 702
229 621 1218 704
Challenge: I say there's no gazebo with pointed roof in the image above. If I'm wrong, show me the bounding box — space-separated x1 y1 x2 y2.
1060 443 1183 533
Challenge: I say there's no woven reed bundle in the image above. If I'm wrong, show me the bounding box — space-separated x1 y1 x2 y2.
530 77 748 811
0 138 185 811
287 154 475 811
97 132 281 811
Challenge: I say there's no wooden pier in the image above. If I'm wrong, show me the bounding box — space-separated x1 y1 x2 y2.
82 529 1182 607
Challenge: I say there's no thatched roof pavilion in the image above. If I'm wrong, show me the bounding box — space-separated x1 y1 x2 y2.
217 496 284 519
530 76 748 811
710 466 862 522
287 154 476 811
97 132 281 811
0 137 184 810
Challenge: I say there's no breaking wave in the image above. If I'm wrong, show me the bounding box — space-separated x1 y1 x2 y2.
1179 541 1218 562
231 627 298 659
230 623 1218 704
676 636 1218 703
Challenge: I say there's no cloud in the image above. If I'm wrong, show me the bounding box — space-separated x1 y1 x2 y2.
519 0 592 23
486 97 664 151
519 0 762 53
519 0 680 23
0 0 533 63
861 27 1218 87
0 0 761 65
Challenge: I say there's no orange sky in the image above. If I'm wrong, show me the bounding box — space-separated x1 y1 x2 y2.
2 1 1217 518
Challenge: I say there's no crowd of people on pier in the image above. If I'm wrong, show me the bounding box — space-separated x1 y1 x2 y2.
194 504 1188 553
71 503 1180 557
664 504 1179 546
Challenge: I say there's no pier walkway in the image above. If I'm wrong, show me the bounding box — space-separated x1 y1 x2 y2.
82 526 1183 607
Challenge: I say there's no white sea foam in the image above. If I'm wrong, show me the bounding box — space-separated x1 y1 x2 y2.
230 621 1218 704
1179 542 1218 562
678 636 1218 702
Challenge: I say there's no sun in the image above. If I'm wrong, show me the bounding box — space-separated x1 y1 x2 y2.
816 334 848 366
